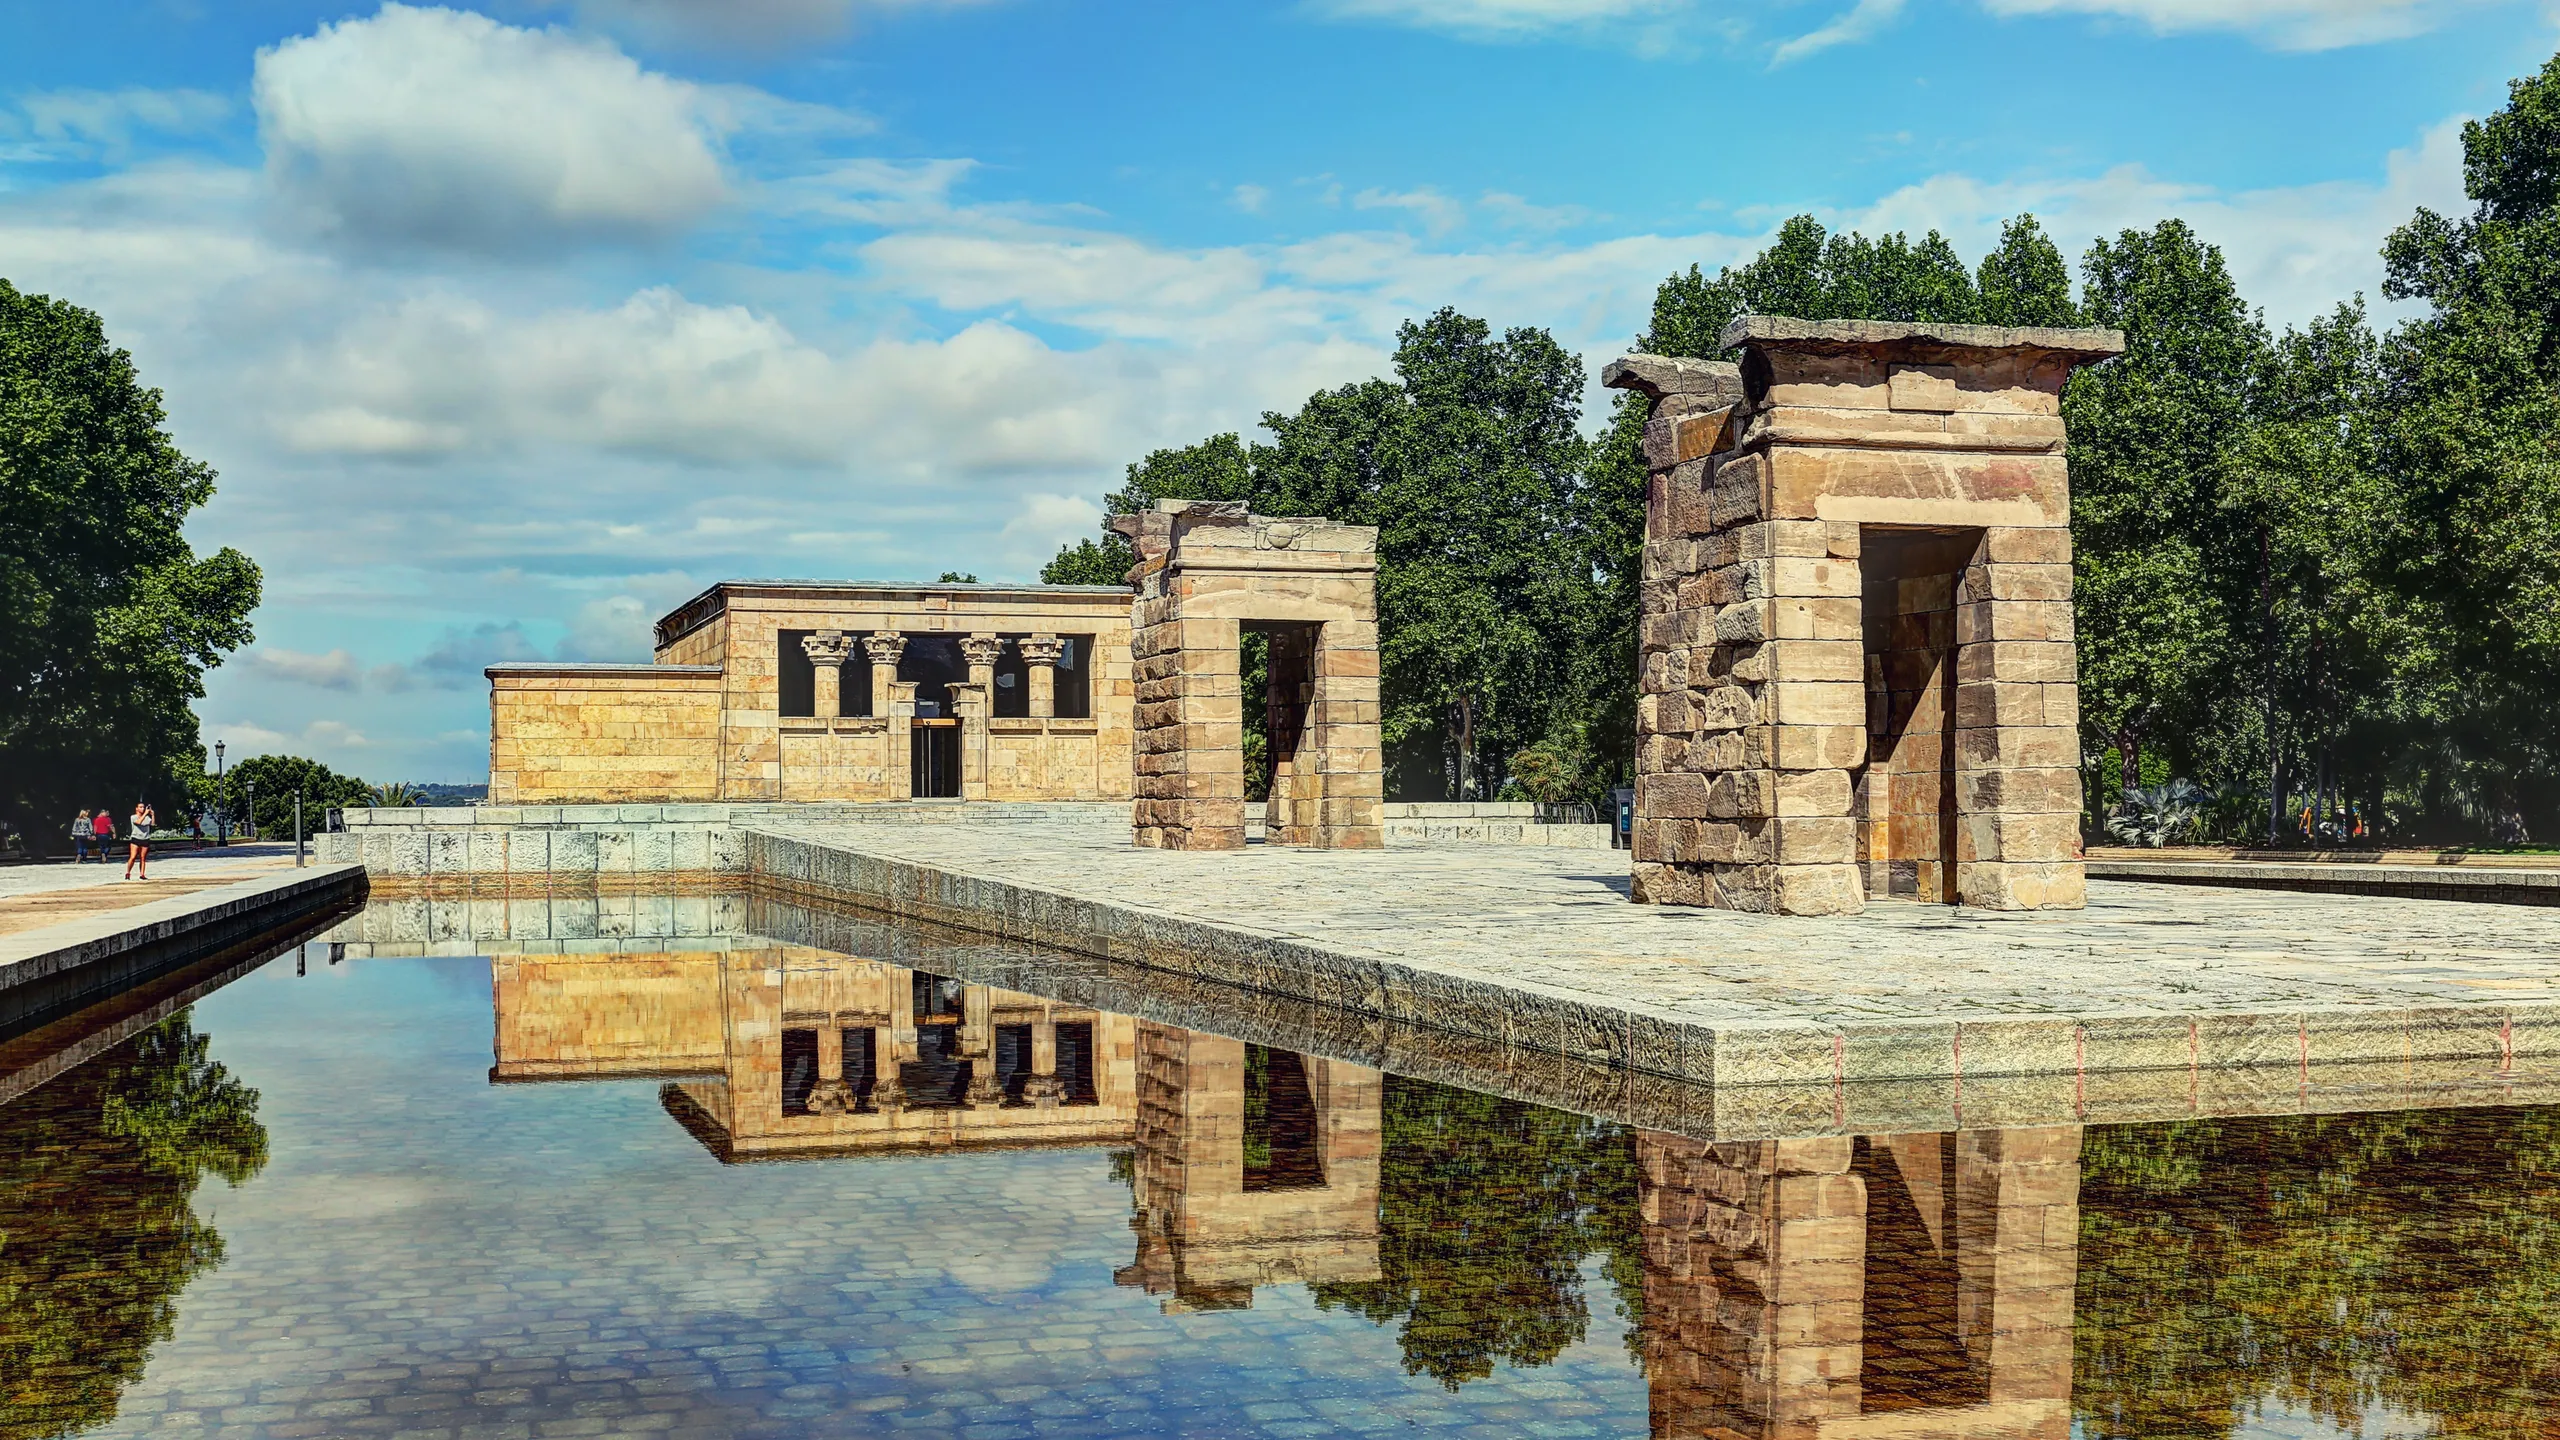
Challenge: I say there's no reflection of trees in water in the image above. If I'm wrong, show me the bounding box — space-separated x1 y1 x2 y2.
1311 1076 1642 1389
2077 1107 2560 1440
0 1013 268 1440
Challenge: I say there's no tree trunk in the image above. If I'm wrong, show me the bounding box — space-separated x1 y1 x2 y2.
1452 696 1477 801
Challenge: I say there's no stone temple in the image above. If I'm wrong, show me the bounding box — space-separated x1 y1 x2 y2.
485 313 2124 917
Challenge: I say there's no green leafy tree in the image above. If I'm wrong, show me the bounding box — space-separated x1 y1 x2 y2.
1044 317 1598 800
215 752 374 838
935 571 978 584
2368 49 2560 839
0 280 260 851
0 1014 267 1439
2065 221 2269 801
1039 538 1132 586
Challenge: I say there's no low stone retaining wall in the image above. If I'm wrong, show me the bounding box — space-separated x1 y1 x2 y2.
329 799 1613 890
2089 857 2560 906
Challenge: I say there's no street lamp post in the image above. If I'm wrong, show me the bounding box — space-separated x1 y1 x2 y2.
214 741 227 846
244 779 257 842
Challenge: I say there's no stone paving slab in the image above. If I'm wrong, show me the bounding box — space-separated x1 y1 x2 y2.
0 862 365 1025
0 845 300 936
748 817 2560 1089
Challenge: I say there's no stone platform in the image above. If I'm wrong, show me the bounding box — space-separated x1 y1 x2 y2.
745 815 2560 1091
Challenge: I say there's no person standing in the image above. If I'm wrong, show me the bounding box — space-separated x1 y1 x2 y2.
92 806 114 856
70 809 93 862
123 801 155 880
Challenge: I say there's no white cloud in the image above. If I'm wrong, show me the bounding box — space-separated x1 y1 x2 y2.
1978 0 2490 48
1771 0 1907 63
1353 185 1468 236
9 88 232 163
1479 190 1598 232
252 3 734 253
997 493 1108 573
1836 115 2470 326
1232 183 1272 214
247 646 364 690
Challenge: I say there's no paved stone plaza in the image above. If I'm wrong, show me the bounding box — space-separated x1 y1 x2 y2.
749 815 2560 1087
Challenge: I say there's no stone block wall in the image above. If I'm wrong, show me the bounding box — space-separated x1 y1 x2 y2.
1608 319 2122 915
488 664 723 805
1121 502 1383 851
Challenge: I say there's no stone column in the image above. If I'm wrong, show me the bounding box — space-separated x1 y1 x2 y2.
956 634 1001 802
869 1023 906 1113
802 630 854 719
868 632 911 798
960 985 998 1107
808 1020 854 1115
1020 1015 1064 1108
863 631 906 716
1020 633 1065 719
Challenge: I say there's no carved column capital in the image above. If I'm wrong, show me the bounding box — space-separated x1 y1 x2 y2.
960 633 1005 668
862 631 906 667
801 629 855 666
1018 633 1066 667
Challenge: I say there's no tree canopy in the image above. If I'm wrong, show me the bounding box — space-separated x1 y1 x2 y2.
0 280 259 849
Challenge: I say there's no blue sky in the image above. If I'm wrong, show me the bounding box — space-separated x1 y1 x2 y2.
2 0 2553 782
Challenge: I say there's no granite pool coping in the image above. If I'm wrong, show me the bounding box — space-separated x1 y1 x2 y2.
743 819 2560 1090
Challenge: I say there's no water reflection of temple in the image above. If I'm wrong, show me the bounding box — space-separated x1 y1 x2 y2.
488 950 1135 1158
1640 1127 2079 1440
1114 1024 1383 1311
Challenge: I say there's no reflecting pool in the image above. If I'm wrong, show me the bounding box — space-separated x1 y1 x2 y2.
4 908 2559 1439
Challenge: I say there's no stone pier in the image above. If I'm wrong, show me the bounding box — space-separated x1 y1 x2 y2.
1609 318 2124 916
1117 501 1384 852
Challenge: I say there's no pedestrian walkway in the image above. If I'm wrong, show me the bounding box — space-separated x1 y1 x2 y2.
0 843 300 938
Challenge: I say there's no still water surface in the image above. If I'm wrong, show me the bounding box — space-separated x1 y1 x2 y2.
3 913 2558 1439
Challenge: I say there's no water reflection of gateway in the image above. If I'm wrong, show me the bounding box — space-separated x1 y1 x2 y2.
1641 1127 2079 1440
1114 1024 1384 1311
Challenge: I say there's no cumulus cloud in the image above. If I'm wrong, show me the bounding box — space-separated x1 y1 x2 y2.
1353 186 1469 236
1232 183 1272 214
1978 0 2489 49
252 3 734 253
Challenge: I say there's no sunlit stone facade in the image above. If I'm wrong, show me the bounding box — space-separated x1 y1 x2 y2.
487 580 1136 805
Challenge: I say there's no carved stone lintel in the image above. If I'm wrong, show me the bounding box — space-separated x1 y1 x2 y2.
801 629 855 667
1018 634 1066 667
862 631 906 667
960 634 1005 668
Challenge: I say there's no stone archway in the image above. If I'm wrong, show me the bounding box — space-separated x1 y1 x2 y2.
1114 501 1385 851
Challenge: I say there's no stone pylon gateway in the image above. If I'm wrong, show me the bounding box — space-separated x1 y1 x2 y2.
1115 501 1385 851
1607 317 2125 916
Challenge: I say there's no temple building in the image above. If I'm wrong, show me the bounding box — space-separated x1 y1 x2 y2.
487 579 1136 805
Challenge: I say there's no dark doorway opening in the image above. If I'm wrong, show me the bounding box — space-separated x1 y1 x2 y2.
780 1028 819 1115
912 724 960 797
1243 1045 1325 1191
1854 1133 1988 1411
1858 528 1983 903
